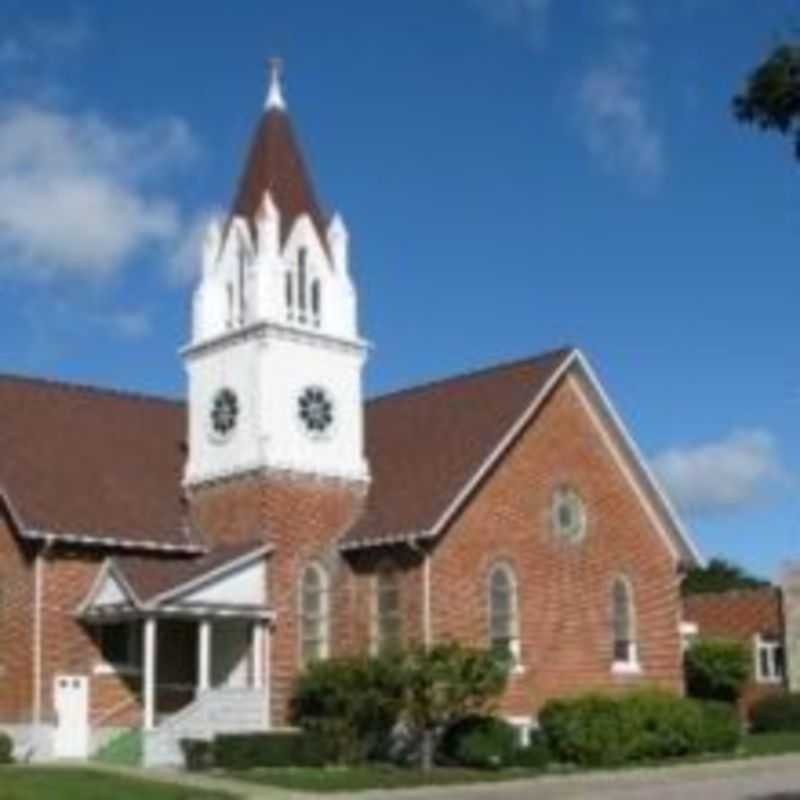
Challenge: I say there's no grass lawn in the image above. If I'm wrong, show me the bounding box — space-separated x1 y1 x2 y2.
742 732 800 757
0 768 233 800
229 765 539 793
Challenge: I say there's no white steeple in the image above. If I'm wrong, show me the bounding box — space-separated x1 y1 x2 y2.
183 67 369 488
265 57 286 111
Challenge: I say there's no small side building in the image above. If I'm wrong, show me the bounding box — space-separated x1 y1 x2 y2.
683 588 786 715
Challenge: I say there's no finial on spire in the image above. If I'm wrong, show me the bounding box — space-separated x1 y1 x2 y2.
265 56 286 111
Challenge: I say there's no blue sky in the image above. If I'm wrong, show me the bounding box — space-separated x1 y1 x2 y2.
0 1 797 579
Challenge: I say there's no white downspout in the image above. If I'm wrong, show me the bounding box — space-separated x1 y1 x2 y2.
410 538 432 649
32 535 53 755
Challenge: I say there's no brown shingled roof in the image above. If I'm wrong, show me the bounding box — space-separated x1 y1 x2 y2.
341 348 574 548
230 107 329 249
0 375 195 550
684 588 783 640
114 540 268 604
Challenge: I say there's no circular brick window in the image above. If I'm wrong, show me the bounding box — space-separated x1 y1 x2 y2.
551 486 586 542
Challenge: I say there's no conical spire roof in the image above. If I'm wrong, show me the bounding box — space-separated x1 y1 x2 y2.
230 62 328 249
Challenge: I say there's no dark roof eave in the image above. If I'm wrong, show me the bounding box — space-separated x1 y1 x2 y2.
25 528 205 555
339 530 430 553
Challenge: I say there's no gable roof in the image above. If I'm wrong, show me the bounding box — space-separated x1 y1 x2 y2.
0 374 198 552
341 348 701 567
78 539 270 616
0 347 700 566
341 348 572 548
230 106 329 249
113 539 269 605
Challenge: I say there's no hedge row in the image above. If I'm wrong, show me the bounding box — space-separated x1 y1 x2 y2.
181 731 330 771
0 733 12 765
539 690 740 767
750 693 800 733
213 731 330 769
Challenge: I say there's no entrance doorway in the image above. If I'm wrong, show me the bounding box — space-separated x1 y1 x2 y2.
53 675 89 758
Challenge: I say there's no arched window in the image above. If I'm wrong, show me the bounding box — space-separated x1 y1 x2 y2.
611 577 638 667
488 564 520 664
238 251 247 324
300 563 329 665
373 565 402 654
311 279 321 325
225 282 234 329
285 271 294 320
297 247 307 321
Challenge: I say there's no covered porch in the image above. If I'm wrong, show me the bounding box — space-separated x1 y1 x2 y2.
77 541 274 734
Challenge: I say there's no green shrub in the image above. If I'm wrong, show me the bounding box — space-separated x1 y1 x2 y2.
685 638 750 703
213 731 328 769
696 701 741 752
0 733 12 765
511 731 550 770
291 655 405 764
179 738 213 772
540 694 634 767
540 690 740 768
750 693 800 733
620 690 705 761
439 716 517 769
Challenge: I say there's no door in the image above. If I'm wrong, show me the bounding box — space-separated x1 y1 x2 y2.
53 675 89 758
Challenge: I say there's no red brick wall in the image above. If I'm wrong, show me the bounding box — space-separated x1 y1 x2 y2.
0 508 35 724
189 473 367 724
40 548 107 722
430 374 684 716
683 589 785 714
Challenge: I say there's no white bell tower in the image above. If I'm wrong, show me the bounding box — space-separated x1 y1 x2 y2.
182 61 369 487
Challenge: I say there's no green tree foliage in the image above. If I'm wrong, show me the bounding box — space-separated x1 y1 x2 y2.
397 643 510 770
684 637 751 703
682 557 770 596
290 643 509 770
733 43 800 159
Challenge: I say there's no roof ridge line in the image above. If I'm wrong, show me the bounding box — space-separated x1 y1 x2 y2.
0 371 183 407
367 346 575 406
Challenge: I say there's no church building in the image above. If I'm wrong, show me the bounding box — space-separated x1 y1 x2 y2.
0 67 701 766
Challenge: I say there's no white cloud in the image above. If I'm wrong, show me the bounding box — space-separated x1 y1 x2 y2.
471 0 553 47
0 104 197 279
168 209 220 285
101 309 152 339
652 429 792 517
575 43 664 184
0 11 90 65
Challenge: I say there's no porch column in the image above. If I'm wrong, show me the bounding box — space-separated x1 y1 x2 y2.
198 619 212 692
252 621 265 690
143 616 157 731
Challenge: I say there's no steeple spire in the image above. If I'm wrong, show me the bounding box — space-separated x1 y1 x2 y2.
265 56 286 111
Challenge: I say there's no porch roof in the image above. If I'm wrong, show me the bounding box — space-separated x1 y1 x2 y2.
77 540 274 620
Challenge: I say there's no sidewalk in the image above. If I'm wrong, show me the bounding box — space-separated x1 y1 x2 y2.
62 753 800 800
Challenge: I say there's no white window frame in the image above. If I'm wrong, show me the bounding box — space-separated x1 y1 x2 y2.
488 563 522 672
611 576 641 675
299 563 330 666
754 633 785 684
